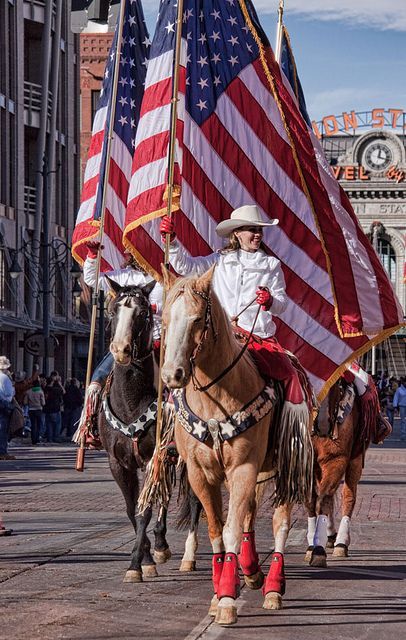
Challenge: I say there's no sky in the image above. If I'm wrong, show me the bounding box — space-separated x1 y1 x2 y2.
141 0 406 123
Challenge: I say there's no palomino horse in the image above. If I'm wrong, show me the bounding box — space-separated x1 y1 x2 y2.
161 266 312 625
99 279 172 583
305 378 366 567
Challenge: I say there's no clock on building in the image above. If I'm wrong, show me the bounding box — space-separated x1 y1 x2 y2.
362 140 393 171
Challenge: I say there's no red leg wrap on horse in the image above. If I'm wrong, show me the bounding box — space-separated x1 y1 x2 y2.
212 552 225 594
263 552 286 596
238 531 260 576
217 553 240 600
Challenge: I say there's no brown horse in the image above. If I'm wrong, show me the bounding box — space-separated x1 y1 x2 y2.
305 378 366 567
161 266 312 625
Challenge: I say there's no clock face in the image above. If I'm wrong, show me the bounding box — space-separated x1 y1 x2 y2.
363 141 393 171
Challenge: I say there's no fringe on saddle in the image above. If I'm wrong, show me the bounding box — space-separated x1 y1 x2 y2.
137 402 179 513
268 390 314 507
71 382 102 446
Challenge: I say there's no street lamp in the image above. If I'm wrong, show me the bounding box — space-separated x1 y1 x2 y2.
9 237 82 376
9 252 23 280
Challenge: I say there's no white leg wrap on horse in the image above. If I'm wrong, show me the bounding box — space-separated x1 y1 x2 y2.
307 517 316 546
222 524 239 555
182 531 198 562
327 513 336 537
274 523 289 554
313 515 328 548
212 536 224 554
335 516 351 547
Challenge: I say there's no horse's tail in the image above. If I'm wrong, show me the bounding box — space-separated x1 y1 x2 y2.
175 464 192 530
271 398 314 507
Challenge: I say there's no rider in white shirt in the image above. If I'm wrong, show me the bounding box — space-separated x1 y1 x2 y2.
78 243 163 448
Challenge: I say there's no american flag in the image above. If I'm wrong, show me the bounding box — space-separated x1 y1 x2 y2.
72 0 150 271
123 0 404 399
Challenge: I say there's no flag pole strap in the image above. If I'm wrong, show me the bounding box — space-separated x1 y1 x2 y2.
275 0 285 63
76 0 128 471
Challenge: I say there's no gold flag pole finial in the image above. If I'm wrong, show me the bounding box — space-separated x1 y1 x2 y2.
275 0 285 64
76 0 128 472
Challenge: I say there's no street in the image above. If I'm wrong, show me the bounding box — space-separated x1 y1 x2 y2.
1 423 406 640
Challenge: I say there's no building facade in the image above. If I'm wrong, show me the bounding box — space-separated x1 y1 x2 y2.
316 109 406 375
0 0 88 380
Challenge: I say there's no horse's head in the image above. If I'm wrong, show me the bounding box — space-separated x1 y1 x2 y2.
107 277 155 366
161 265 215 388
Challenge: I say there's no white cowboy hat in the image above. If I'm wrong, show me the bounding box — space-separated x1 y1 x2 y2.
215 205 279 238
0 356 11 370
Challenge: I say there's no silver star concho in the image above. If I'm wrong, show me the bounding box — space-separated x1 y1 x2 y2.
220 421 235 439
192 419 206 440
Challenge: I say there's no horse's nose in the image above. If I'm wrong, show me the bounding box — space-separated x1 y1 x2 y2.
161 365 186 388
174 367 185 382
110 341 132 362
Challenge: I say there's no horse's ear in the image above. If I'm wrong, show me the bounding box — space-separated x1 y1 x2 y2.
161 264 178 290
104 276 122 298
197 265 215 291
141 280 156 298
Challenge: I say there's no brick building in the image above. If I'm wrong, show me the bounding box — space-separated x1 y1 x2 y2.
80 31 113 180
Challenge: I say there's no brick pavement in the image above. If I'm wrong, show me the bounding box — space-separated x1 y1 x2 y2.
1 422 406 639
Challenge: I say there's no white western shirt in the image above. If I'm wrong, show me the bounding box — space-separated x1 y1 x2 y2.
83 257 163 340
168 242 287 338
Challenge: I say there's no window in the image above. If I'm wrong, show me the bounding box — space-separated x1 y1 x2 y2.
378 238 396 285
91 89 101 126
0 249 15 311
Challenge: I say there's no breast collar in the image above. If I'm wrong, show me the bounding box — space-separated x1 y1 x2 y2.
172 382 278 443
102 394 158 439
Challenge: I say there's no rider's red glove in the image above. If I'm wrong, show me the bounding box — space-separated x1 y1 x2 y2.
160 216 176 243
256 287 273 311
86 240 101 259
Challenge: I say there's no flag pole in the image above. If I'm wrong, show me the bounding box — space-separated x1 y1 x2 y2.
156 0 184 456
138 0 184 509
76 0 128 471
275 0 285 64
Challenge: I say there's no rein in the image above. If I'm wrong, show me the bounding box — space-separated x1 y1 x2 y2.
190 289 261 393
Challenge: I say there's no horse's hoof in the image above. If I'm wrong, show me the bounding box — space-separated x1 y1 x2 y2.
326 533 337 550
263 591 283 610
304 546 313 563
179 560 196 572
154 548 172 564
123 569 143 583
310 546 327 568
208 595 219 617
142 564 158 578
332 543 349 558
215 600 237 626
244 570 264 590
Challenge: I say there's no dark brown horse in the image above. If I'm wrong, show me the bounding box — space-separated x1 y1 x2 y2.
99 279 171 583
305 378 366 567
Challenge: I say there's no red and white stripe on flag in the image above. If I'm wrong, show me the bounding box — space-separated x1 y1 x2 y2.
123 0 404 398
72 0 150 273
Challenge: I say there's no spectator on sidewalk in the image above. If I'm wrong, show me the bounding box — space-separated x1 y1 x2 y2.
14 367 39 406
62 378 83 439
24 383 45 445
44 371 65 443
0 356 15 460
393 377 406 441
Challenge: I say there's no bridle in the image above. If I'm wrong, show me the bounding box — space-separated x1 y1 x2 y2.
188 286 261 393
109 291 153 365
